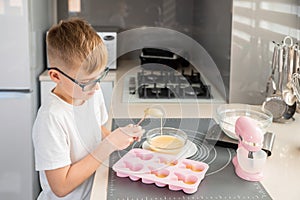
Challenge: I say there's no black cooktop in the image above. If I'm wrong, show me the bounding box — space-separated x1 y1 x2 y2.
136 68 211 99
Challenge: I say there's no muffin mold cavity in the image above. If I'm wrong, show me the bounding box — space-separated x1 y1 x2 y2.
112 149 209 194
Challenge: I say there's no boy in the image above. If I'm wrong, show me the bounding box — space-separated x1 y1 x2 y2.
32 18 144 200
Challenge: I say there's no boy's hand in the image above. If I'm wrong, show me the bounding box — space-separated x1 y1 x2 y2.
92 124 144 163
106 124 145 150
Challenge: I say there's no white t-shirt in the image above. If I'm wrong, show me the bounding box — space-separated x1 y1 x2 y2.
32 89 108 200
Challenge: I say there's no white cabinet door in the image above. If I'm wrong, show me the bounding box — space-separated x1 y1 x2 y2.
0 92 39 199
0 1 30 89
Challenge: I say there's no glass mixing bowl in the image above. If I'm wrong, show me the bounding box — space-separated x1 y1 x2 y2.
215 104 273 140
146 127 188 154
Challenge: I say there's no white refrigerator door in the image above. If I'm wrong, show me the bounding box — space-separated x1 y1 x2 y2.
0 1 31 89
0 92 39 199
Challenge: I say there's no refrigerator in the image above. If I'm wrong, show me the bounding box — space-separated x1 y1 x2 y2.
0 0 53 199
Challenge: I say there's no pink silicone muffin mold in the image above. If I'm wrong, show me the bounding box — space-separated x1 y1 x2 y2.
112 148 209 194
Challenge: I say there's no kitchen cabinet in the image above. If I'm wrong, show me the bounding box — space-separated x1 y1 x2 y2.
39 70 115 110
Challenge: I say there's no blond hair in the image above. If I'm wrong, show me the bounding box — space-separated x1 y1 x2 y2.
47 18 108 74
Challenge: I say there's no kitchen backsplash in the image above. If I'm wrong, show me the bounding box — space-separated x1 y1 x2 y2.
230 0 299 104
56 0 299 104
57 0 232 102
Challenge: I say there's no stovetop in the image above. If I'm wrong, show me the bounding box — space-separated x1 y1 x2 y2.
122 66 226 104
131 67 211 99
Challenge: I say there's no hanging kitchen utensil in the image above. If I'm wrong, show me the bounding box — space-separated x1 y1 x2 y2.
279 37 296 122
291 43 300 112
292 73 300 101
292 44 299 74
292 44 300 113
282 43 297 106
282 36 293 48
291 45 300 99
262 45 288 122
265 42 278 97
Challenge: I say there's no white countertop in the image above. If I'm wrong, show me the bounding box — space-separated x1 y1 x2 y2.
91 105 300 200
90 60 300 200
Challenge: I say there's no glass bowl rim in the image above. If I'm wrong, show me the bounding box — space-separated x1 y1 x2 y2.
216 105 273 126
146 127 188 150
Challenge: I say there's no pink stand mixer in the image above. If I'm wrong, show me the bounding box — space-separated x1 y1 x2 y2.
232 116 267 181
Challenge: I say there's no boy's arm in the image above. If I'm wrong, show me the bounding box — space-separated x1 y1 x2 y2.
101 125 111 138
45 138 113 198
44 125 144 198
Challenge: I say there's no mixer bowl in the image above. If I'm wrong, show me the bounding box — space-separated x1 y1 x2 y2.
237 147 267 174
215 104 273 140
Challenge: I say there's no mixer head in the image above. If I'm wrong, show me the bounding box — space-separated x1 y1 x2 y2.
235 116 264 152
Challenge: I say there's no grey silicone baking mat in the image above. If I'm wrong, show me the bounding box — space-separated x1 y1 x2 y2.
106 118 272 200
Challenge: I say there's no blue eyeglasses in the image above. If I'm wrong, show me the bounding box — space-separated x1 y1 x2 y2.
47 67 109 92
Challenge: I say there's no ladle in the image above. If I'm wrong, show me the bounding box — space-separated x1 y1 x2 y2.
282 44 297 106
262 45 288 121
136 107 164 126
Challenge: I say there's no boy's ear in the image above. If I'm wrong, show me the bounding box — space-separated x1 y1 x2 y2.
48 70 61 83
